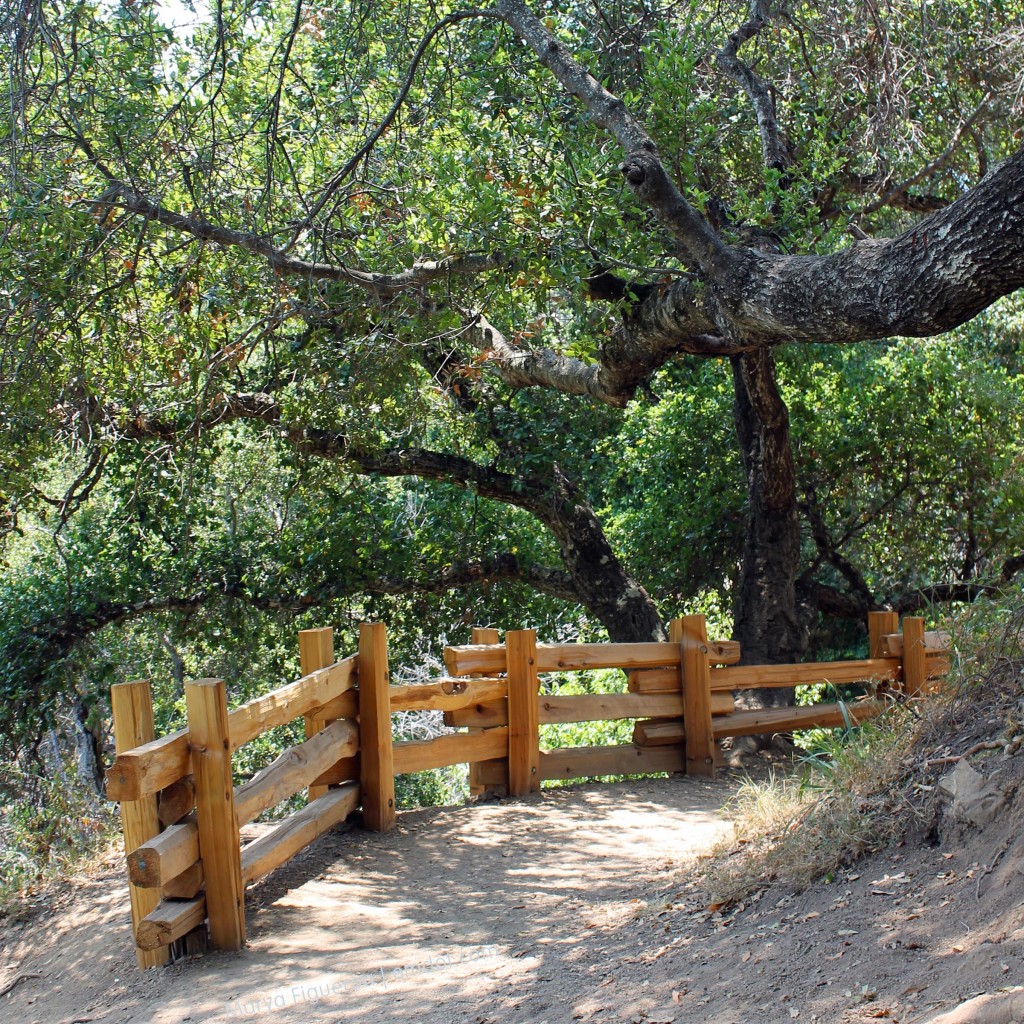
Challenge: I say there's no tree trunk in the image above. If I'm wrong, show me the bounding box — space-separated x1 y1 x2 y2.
731 350 807 697
73 698 106 796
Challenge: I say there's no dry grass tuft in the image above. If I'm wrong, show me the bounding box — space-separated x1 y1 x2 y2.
703 586 1024 907
703 709 917 905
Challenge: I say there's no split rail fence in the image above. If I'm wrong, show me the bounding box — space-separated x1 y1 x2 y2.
106 611 949 968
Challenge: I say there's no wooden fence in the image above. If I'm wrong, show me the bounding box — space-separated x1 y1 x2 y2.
106 611 949 967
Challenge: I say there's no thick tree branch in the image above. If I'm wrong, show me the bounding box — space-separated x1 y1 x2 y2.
101 185 500 294
472 288 750 406
491 4 1023 354
801 492 874 610
474 142 1023 404
470 312 613 401
81 393 665 640
892 553 1024 613
469 309 743 406
717 0 792 171
807 553 1024 620
713 145 1024 343
841 174 951 214
13 555 580 671
803 580 872 620
491 0 725 271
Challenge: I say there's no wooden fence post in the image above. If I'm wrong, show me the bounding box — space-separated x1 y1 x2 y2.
358 622 396 831
469 626 501 797
299 627 335 801
674 615 716 778
901 616 927 697
868 610 899 659
184 678 246 950
506 629 541 797
111 681 169 969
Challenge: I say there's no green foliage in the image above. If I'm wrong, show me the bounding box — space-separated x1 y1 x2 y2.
783 298 1024 601
394 766 469 810
0 756 116 915
601 360 746 602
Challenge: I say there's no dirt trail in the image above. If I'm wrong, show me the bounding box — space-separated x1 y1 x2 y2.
4 765 1023 1024
0 776 732 1024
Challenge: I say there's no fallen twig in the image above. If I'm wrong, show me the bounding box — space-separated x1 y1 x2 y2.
925 740 1002 767
0 972 43 998
977 837 1013 899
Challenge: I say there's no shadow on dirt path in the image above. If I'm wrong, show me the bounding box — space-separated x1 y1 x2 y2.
0 775 733 1024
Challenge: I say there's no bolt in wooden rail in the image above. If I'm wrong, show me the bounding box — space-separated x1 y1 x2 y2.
506 629 541 796
675 615 716 778
359 622 396 831
111 680 169 968
128 820 199 888
299 627 335 801
901 615 928 696
184 678 246 950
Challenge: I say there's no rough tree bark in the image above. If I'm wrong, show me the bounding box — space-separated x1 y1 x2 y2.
731 350 806 678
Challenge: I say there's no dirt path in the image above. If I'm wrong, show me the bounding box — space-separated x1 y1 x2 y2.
0 776 733 1024
5 766 1023 1024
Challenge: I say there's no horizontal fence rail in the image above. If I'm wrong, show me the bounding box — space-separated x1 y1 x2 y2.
107 610 948 967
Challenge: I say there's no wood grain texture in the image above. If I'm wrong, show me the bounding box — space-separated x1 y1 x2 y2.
235 718 358 826
185 678 245 950
160 861 204 900
241 783 360 885
299 628 336 801
156 776 195 827
869 611 900 659
713 699 886 739
127 819 199 889
111 680 168 968
107 656 357 801
675 616 716 778
135 897 206 952
539 743 686 780
358 623 396 831
506 630 541 796
393 728 509 775
389 676 507 712
469 626 503 798
708 658 900 691
901 616 928 696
